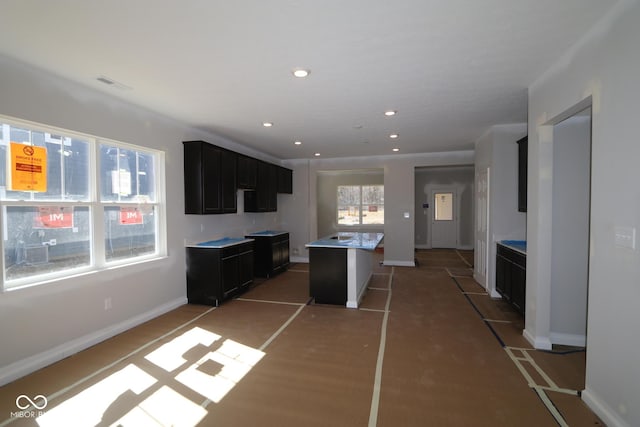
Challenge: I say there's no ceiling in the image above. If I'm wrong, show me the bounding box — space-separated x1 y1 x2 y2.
0 1 616 160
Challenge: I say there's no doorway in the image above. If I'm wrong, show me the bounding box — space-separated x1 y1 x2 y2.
550 106 592 348
431 189 458 248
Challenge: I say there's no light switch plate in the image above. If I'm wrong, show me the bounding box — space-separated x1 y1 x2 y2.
614 226 636 249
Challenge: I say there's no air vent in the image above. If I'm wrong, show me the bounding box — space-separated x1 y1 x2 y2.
96 75 132 90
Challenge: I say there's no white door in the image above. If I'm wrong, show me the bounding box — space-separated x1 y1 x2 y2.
474 168 490 287
431 189 457 248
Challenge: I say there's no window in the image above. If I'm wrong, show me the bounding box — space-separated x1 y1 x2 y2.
0 117 165 289
434 192 454 221
337 185 384 225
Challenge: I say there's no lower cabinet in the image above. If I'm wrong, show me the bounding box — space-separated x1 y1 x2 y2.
496 244 526 316
186 241 254 306
247 232 290 278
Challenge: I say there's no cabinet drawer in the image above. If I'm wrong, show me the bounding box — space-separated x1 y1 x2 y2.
497 244 526 268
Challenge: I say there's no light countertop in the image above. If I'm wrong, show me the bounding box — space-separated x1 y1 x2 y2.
187 237 254 248
499 240 526 254
306 232 384 250
245 230 288 237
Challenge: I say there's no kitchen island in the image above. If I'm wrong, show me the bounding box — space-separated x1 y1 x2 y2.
305 232 384 308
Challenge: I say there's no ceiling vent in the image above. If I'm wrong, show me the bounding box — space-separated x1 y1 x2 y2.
96 75 132 90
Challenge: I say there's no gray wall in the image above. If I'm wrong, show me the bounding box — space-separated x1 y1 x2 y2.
414 166 474 249
527 2 640 425
0 55 287 383
280 152 475 266
316 170 384 238
551 111 591 346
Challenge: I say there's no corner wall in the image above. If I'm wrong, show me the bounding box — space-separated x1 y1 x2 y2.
527 2 640 425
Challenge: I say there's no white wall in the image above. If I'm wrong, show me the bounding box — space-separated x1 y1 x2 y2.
280 151 474 266
550 111 591 346
0 55 286 384
414 166 475 249
527 1 640 425
474 124 527 296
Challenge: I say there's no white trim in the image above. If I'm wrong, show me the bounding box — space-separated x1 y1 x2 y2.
581 388 630 427
0 297 187 386
549 332 586 347
290 256 309 263
383 260 415 267
522 328 553 350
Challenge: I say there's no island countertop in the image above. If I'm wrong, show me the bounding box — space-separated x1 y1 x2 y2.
186 237 254 248
306 232 384 250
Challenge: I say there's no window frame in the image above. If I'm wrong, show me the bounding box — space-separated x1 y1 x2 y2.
0 115 167 291
337 184 384 227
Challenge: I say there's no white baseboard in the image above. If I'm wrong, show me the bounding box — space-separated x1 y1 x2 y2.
290 256 309 264
582 388 629 427
0 297 187 386
550 332 586 347
383 260 416 267
415 244 430 249
522 328 553 350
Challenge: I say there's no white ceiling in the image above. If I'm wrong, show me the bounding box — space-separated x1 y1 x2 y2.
0 1 616 160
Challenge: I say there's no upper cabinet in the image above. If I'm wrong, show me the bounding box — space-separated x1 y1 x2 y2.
183 140 292 214
183 141 237 214
244 160 277 212
277 166 293 194
237 154 257 190
517 136 528 212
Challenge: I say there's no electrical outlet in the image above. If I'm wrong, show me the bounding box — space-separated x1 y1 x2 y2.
614 226 636 250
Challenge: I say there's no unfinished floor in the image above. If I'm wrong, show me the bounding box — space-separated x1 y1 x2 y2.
0 249 604 426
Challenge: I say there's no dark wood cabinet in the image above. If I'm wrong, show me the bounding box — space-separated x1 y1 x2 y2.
309 247 348 305
183 140 237 214
186 241 254 306
244 160 278 212
277 166 293 194
496 243 526 316
246 232 289 277
517 136 528 212
237 154 257 190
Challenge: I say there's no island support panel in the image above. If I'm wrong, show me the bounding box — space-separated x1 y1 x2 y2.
309 247 347 305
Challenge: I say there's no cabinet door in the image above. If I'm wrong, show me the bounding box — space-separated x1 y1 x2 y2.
267 163 278 211
496 255 511 301
202 143 222 213
238 246 254 287
221 254 239 298
511 264 526 315
277 167 293 194
221 149 237 213
237 155 257 190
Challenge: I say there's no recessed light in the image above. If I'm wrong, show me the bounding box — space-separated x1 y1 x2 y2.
384 110 397 116
294 141 302 145
262 122 273 127
393 148 400 152
292 69 310 78
389 133 399 139
314 152 321 157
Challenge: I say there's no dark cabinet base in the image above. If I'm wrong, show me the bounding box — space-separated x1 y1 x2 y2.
496 244 526 316
246 232 289 278
309 247 347 305
186 242 253 306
